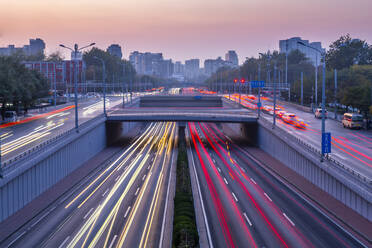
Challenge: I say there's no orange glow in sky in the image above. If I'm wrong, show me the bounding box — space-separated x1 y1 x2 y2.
1 0 372 62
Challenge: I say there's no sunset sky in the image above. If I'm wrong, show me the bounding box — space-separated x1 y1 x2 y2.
1 0 371 63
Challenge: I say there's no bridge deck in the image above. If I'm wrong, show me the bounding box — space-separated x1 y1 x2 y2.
107 107 257 123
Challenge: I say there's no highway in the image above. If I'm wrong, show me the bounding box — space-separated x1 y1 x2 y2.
223 93 372 180
2 121 177 248
187 121 364 248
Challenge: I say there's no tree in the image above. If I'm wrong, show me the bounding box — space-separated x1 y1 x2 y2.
83 48 135 86
0 56 49 118
45 51 64 62
326 34 372 70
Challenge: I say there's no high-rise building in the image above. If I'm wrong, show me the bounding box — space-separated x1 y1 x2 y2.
204 57 228 75
185 59 200 79
0 38 45 57
225 50 239 67
279 37 325 65
107 44 123 59
173 61 184 75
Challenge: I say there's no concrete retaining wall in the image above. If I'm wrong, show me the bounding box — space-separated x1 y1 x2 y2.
257 119 372 221
0 117 107 222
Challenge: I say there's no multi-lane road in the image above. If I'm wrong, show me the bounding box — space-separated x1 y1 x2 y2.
225 93 372 180
187 121 364 247
0 94 141 164
2 121 177 248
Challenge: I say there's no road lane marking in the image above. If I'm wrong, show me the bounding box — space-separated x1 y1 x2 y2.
217 167 221 173
124 206 131 218
232 192 238 202
283 213 295 226
250 178 257 184
31 211 50 228
58 236 70 248
115 175 120 182
223 177 229 185
243 212 253 226
83 208 94 219
240 167 246 173
7 231 26 248
264 193 273 202
108 235 118 248
142 174 146 181
135 187 140 196
102 188 110 197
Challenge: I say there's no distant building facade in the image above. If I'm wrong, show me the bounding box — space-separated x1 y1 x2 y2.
129 51 175 78
225 50 239 67
279 37 325 65
0 38 45 57
107 44 123 59
204 56 234 75
23 60 85 91
185 59 200 79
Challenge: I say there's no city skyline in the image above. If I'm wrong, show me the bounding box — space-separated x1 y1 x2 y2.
1 0 372 63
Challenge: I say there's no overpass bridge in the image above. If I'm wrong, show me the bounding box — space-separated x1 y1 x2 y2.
107 95 257 123
107 108 257 123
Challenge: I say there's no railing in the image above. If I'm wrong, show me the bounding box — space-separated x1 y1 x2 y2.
258 117 371 185
1 114 106 173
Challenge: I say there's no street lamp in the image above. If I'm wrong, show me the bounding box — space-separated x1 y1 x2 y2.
240 78 245 105
93 57 106 116
59 42 95 132
298 41 328 161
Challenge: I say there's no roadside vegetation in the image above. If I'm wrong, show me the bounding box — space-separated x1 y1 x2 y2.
205 34 372 117
172 129 199 248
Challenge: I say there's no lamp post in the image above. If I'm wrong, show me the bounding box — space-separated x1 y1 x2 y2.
93 57 106 116
298 41 327 161
60 42 95 132
285 40 289 101
240 78 245 105
258 63 262 118
273 61 277 128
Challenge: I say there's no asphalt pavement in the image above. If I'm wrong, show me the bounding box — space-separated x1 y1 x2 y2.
187 121 366 248
1 121 177 248
225 93 372 180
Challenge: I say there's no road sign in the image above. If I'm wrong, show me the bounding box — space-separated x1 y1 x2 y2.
257 102 262 108
250 81 265 88
322 132 331 154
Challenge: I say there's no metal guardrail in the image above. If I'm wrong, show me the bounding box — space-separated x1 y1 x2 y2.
1 114 105 173
259 117 371 185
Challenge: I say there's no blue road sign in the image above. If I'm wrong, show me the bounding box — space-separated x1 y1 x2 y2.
250 81 265 88
322 132 331 154
257 102 262 108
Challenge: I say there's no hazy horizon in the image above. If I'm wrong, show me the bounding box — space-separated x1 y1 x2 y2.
1 0 372 64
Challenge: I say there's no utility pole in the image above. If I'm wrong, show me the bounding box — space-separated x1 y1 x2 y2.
54 63 57 108
273 61 277 128
315 53 318 109
334 69 337 119
301 72 303 106
122 64 125 108
258 63 261 118
286 40 289 101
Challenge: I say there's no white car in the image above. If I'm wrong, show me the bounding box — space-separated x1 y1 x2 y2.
315 108 327 118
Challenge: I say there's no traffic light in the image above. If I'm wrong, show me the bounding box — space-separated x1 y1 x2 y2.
240 78 245 83
234 78 238 83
